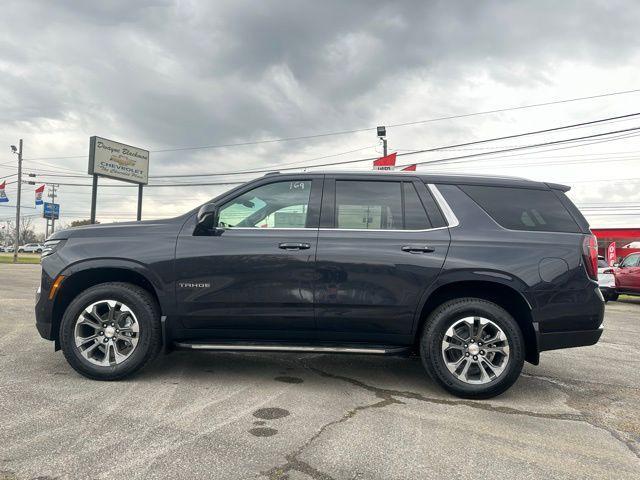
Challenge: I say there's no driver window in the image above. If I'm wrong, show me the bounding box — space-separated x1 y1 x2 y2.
218 180 312 228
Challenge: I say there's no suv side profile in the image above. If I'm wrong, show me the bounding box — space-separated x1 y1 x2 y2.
19 243 44 253
35 172 604 398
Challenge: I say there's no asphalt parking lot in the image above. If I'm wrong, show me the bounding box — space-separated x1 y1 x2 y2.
1 264 639 480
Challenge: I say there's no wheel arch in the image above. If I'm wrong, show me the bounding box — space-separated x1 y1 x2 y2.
416 278 539 364
51 260 166 347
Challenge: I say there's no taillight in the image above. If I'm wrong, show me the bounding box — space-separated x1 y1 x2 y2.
602 268 614 275
582 234 598 281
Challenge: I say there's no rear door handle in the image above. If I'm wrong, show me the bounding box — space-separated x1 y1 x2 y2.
279 242 311 250
401 245 435 253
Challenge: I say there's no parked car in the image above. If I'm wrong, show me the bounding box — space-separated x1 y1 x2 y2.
597 256 617 301
4 245 14 253
18 243 44 253
35 171 604 399
614 252 640 297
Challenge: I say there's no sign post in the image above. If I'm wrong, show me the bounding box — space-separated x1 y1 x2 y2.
88 136 149 224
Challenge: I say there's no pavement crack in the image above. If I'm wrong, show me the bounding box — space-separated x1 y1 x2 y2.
299 362 640 461
262 377 403 479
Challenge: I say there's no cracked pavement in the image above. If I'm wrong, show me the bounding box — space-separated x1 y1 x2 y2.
1 264 639 480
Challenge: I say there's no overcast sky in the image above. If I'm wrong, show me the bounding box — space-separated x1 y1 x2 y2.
1 0 640 233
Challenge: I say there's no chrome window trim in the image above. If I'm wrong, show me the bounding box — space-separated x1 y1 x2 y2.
220 183 459 233
427 183 459 228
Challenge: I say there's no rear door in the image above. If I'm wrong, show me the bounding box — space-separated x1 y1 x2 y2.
314 175 450 344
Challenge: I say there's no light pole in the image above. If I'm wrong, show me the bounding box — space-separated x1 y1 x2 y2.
377 126 387 156
11 140 22 263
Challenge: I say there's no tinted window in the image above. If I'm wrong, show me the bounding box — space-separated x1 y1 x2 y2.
335 181 402 229
597 259 608 268
403 183 431 229
219 180 311 228
459 185 580 233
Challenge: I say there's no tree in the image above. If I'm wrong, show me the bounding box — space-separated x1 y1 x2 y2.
69 219 100 228
2 217 38 245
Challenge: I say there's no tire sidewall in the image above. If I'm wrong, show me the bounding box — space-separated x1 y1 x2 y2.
421 298 525 398
60 283 158 379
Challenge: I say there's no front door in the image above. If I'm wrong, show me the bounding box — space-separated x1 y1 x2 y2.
174 176 323 340
315 176 451 345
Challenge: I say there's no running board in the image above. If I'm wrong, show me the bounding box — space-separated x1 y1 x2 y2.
173 342 410 355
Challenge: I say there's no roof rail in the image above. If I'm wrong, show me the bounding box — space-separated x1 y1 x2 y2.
263 171 280 176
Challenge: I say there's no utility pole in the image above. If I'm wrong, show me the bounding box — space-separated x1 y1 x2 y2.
11 139 22 263
48 183 59 233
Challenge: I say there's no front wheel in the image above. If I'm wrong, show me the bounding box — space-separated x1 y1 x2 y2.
59 282 161 380
420 298 525 399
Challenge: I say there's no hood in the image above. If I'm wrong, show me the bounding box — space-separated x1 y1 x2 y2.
49 216 188 241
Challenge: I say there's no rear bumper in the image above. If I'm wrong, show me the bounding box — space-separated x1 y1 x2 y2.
533 285 605 353
538 326 603 351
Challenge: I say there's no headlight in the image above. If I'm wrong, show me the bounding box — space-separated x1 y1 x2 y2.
41 239 66 258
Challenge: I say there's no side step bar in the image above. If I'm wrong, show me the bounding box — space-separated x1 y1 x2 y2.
173 342 410 355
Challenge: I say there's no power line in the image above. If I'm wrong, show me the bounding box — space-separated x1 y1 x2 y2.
20 88 640 162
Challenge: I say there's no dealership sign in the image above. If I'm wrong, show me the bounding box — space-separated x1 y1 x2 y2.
43 202 60 220
606 241 617 266
88 136 149 185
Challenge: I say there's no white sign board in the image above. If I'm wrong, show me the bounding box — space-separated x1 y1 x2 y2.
88 136 149 184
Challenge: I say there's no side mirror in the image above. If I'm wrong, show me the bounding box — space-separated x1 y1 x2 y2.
196 203 220 234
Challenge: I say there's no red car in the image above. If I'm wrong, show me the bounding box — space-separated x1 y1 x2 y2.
614 253 640 297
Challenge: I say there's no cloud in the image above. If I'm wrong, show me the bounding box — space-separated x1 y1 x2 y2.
0 0 639 228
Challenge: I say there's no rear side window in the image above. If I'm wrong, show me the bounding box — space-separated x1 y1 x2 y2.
335 181 402 229
459 185 581 233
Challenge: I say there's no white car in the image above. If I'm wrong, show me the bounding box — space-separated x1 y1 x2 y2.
597 257 617 302
18 243 44 254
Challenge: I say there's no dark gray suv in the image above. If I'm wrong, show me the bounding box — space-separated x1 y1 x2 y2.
35 171 604 398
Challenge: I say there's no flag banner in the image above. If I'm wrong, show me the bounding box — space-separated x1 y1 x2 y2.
0 181 8 203
606 242 617 266
401 164 416 171
35 184 45 206
373 152 397 170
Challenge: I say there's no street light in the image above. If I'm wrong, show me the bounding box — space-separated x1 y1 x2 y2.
10 145 17 154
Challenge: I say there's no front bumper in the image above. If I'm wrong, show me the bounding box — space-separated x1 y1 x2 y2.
35 264 57 341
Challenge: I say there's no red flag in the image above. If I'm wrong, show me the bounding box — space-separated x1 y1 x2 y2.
373 152 397 170
35 184 45 205
401 164 416 171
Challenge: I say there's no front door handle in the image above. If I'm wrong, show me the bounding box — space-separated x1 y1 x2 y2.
279 242 311 250
401 244 435 253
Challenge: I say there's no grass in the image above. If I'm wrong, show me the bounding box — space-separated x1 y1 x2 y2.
0 253 41 264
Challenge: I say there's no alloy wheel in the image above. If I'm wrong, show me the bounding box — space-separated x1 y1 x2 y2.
441 316 510 384
74 300 140 366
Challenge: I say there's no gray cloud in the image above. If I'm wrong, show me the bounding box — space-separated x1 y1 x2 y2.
0 0 639 227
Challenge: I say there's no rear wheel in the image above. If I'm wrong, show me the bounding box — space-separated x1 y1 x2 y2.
59 282 161 380
420 298 525 399
608 293 619 302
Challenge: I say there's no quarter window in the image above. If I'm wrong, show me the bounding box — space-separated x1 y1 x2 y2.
218 180 312 228
459 185 580 233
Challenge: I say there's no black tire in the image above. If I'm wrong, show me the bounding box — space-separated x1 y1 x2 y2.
609 293 619 302
59 282 161 380
420 297 525 399
18 249 23 253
